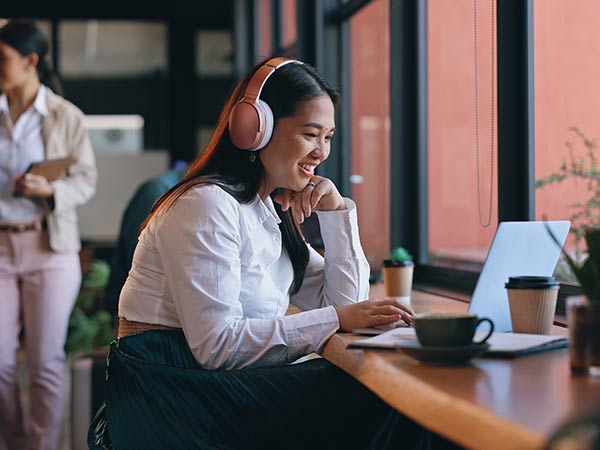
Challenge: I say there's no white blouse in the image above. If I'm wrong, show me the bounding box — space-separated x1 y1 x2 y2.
119 183 370 369
0 85 47 223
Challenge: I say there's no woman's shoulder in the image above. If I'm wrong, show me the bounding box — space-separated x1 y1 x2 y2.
147 182 250 241
183 182 240 205
163 182 242 223
44 88 85 123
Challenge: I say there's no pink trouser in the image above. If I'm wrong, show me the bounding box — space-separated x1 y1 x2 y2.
0 229 81 450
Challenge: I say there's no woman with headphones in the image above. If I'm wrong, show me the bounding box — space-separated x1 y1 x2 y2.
0 19 97 450
89 58 425 450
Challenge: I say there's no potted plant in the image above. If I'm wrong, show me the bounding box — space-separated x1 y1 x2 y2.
382 247 414 299
536 127 600 279
65 259 114 357
548 226 600 375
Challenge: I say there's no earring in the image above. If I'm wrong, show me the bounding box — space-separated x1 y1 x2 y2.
249 152 256 163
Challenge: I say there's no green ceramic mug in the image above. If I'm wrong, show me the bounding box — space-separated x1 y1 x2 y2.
414 312 494 347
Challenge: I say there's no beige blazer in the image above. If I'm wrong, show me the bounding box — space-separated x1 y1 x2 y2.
43 89 97 252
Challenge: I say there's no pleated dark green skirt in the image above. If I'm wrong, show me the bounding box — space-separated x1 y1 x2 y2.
87 330 452 450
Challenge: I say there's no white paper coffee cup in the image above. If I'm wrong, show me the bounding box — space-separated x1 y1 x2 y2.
505 276 559 335
382 261 414 298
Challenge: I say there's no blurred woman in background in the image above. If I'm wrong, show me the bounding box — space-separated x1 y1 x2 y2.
0 18 97 450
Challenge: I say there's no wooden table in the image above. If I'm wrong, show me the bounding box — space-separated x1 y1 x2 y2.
322 290 600 450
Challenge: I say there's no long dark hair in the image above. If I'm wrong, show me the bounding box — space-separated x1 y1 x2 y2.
0 18 63 96
143 59 338 294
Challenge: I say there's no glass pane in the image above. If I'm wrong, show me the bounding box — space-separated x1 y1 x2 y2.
282 0 296 49
261 0 272 57
534 1 600 282
59 20 167 77
350 0 390 270
428 0 498 268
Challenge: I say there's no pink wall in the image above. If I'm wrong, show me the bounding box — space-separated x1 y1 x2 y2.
350 0 391 268
282 0 297 48
260 0 271 59
425 0 599 262
427 0 497 261
534 0 600 247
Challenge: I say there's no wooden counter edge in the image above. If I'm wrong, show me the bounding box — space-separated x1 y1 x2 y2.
323 334 546 450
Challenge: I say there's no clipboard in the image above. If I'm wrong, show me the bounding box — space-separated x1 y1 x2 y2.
26 157 74 182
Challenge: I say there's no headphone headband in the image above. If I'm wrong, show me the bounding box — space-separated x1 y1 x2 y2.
228 57 302 151
242 57 301 101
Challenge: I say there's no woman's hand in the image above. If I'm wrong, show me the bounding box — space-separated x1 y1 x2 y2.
14 173 54 198
273 176 345 223
334 298 415 332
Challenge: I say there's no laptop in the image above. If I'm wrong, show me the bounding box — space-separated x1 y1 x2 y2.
468 221 570 332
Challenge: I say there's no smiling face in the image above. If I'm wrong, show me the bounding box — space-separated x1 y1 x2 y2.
0 41 36 93
259 94 335 197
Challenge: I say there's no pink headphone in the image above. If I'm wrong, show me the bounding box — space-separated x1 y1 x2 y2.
228 57 302 151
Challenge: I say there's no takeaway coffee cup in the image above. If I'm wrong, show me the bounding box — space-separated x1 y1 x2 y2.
414 312 494 347
505 276 559 335
382 260 414 300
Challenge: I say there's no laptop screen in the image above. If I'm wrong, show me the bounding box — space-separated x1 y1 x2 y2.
468 221 570 332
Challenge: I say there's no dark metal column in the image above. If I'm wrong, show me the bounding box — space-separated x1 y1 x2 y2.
390 0 428 263
296 0 324 69
50 18 59 73
319 0 350 195
497 0 535 221
271 0 282 55
168 18 196 163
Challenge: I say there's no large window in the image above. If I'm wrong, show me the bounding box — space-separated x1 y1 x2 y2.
349 0 391 270
427 0 497 269
534 0 600 280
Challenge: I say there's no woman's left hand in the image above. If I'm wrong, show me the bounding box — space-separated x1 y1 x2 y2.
13 173 54 198
273 176 346 223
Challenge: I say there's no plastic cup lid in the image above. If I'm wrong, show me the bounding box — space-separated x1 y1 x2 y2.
504 276 559 289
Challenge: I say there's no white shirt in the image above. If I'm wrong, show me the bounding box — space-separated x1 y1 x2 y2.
119 183 370 370
0 85 47 224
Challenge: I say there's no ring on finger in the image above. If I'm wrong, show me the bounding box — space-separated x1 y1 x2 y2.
307 181 316 187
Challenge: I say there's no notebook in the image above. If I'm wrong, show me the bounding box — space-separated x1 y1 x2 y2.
26 157 74 182
467 220 570 332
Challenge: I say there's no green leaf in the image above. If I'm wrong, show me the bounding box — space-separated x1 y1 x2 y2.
82 260 111 288
92 311 115 347
65 308 98 355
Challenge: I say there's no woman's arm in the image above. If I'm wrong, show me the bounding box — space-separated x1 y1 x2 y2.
291 198 370 310
154 186 340 370
273 176 369 309
49 111 97 212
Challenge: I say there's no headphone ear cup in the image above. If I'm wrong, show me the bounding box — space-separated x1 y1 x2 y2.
254 100 274 151
229 100 262 150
